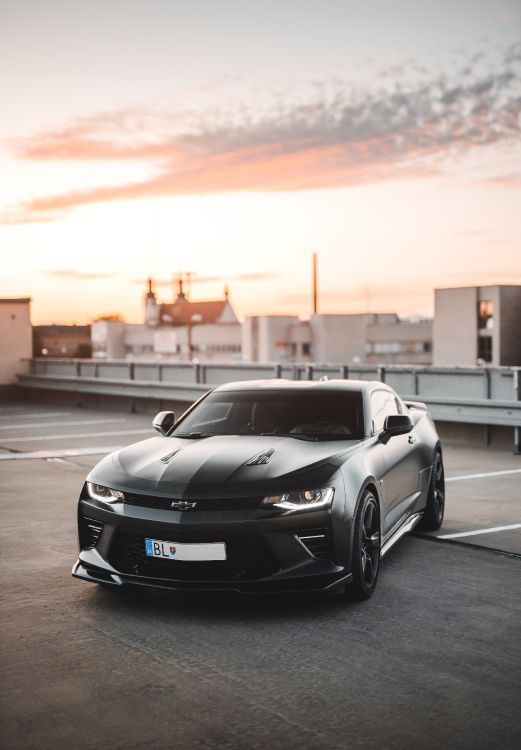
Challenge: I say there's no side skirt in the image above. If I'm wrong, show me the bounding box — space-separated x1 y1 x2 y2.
381 513 423 557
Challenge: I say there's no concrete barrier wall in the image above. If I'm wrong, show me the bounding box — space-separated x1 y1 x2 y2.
17 358 521 451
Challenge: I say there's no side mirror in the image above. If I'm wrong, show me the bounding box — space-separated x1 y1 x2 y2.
152 411 175 435
382 414 413 438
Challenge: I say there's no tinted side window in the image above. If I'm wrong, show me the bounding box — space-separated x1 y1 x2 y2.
371 390 399 434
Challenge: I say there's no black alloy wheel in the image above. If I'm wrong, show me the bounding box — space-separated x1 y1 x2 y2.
418 449 445 531
349 491 381 600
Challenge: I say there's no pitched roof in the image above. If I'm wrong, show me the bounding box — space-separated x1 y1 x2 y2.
159 299 228 326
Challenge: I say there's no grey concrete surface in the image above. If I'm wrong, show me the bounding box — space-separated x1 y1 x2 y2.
1 400 520 749
425 444 521 554
0 403 153 453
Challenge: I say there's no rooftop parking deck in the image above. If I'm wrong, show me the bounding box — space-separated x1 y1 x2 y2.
1 400 520 749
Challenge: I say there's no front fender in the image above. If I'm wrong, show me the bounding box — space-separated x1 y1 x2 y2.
338 439 386 570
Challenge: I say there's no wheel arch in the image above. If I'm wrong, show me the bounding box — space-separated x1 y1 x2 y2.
345 476 381 571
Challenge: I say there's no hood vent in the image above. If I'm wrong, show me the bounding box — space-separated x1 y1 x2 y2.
246 448 276 466
160 449 181 464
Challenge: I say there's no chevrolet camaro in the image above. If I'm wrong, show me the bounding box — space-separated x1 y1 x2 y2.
72 379 445 599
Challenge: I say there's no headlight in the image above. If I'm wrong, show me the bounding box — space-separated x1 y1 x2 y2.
262 487 334 511
86 482 125 503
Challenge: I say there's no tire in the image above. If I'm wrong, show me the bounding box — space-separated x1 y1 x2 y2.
417 449 445 531
348 490 381 601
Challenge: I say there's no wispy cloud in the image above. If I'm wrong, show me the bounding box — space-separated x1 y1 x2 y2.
480 173 521 186
43 270 114 280
3 43 520 224
131 271 278 285
443 269 521 283
0 210 61 225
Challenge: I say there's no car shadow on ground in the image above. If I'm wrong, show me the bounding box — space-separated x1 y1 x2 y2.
79 541 413 623
93 584 351 621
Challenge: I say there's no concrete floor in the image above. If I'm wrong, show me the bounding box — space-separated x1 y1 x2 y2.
1 401 520 749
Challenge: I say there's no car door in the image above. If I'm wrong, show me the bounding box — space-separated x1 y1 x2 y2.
371 389 422 534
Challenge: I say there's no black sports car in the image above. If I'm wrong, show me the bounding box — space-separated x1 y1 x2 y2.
73 379 445 599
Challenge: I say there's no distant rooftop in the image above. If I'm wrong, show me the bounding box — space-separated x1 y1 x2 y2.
160 299 229 326
0 297 31 304
34 324 90 335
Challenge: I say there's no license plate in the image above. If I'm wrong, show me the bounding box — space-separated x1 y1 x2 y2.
144 538 226 561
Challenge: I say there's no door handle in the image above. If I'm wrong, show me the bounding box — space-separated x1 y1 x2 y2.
408 435 416 444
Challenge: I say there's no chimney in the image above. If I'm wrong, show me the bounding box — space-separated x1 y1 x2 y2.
144 277 159 327
312 251 318 315
176 274 186 301
145 277 155 300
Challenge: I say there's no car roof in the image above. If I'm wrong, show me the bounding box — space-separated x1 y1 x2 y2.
214 378 391 394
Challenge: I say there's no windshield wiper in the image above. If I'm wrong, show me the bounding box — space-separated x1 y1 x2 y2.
260 432 319 441
296 433 353 441
263 431 353 441
173 432 212 439
173 431 350 441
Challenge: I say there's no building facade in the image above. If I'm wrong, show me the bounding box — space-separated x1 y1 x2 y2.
433 285 521 366
242 316 312 362
243 313 432 365
0 298 32 385
91 321 154 359
92 279 242 361
33 325 91 358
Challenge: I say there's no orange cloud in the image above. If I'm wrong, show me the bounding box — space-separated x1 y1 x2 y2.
15 140 438 219
3 43 520 224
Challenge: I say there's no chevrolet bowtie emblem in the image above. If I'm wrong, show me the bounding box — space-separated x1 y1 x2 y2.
170 500 197 510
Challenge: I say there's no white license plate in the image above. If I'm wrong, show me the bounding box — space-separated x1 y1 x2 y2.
144 538 226 561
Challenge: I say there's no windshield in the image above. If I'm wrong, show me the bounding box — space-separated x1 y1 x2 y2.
172 389 364 441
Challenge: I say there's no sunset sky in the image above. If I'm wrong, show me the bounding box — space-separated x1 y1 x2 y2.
1 0 520 324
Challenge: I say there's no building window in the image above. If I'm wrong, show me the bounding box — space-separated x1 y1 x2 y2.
302 343 311 356
372 341 401 354
423 341 432 353
478 335 492 363
478 300 494 331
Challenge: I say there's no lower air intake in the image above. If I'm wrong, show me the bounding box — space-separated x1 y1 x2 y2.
296 528 332 560
79 517 104 550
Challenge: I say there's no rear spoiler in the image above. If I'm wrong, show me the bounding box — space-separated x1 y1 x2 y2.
404 400 428 411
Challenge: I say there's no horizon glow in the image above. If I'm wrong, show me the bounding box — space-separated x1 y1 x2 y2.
1 0 520 324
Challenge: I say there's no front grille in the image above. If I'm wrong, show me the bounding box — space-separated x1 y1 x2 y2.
79 516 104 550
108 528 279 581
124 493 264 512
296 528 332 560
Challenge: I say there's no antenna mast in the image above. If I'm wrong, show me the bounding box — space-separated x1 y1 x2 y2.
312 251 318 314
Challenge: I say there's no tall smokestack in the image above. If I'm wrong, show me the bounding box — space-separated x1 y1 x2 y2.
312 251 318 314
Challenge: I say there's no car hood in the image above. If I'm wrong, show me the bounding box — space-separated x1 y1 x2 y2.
87 434 362 498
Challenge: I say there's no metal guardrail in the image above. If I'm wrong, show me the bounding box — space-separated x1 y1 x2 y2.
18 359 521 449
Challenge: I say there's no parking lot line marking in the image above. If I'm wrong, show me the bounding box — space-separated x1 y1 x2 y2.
438 524 521 539
446 468 521 482
0 418 126 430
0 445 124 460
0 429 151 443
0 412 72 420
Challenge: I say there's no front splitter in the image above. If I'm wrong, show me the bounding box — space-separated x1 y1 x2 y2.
72 559 352 595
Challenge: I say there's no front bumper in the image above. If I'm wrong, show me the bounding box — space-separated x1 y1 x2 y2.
73 495 351 594
72 559 352 594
